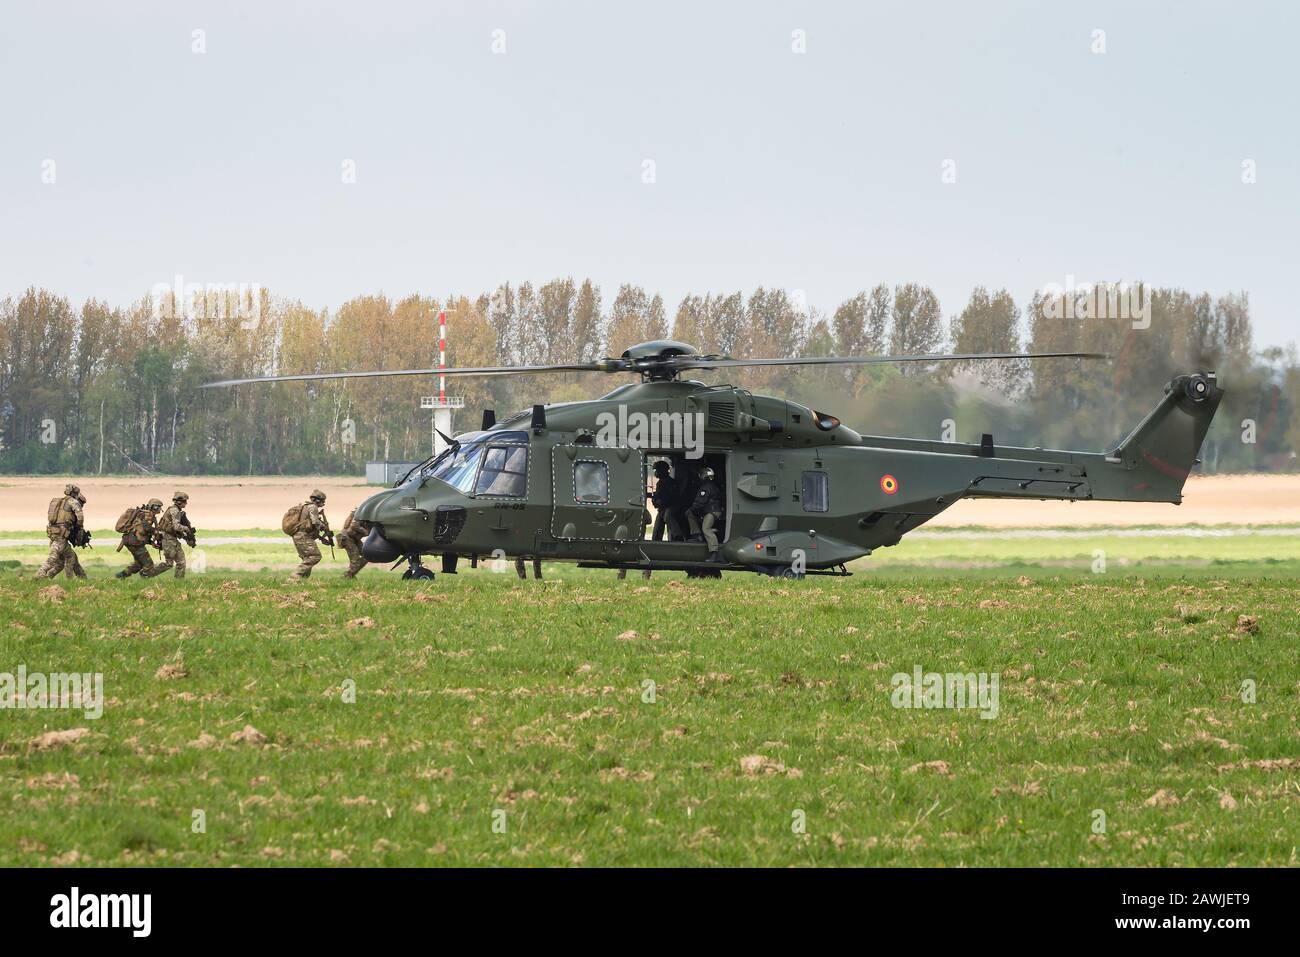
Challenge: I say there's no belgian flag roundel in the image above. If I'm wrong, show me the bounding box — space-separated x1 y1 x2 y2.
880 474 898 495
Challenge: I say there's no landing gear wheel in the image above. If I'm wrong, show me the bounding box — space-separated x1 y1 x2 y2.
686 568 722 579
778 566 804 580
402 555 434 581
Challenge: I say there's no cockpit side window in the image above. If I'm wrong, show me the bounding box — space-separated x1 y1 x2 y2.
421 431 530 494
474 445 529 497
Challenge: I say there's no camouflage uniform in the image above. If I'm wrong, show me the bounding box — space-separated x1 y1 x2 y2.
37 485 87 580
152 492 192 579
291 491 331 579
337 508 369 579
117 499 164 578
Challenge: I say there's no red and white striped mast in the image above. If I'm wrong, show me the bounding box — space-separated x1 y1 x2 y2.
422 306 463 456
438 309 447 404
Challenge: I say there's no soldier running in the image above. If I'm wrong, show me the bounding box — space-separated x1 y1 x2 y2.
289 489 332 579
116 498 164 579
336 507 370 579
152 490 195 579
36 484 88 580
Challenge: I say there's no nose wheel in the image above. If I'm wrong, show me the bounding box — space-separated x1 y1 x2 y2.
401 555 435 581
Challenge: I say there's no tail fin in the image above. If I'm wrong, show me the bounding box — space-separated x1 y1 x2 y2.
1093 372 1223 503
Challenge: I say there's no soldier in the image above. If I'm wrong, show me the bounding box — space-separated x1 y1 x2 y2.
619 459 680 580
36 484 88 580
152 491 195 579
289 489 332 580
515 556 543 580
687 465 725 559
336 508 370 579
116 498 164 579
649 459 685 542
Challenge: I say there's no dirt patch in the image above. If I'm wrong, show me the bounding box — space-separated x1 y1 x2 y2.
1 473 1298 532
927 474 1300 528
0 475 372 531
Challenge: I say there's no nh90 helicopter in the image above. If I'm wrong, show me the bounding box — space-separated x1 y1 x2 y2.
204 340 1223 580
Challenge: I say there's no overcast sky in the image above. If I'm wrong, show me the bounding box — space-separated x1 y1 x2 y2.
2 0 1296 350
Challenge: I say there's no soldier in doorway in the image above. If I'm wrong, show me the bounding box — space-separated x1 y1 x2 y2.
688 465 725 559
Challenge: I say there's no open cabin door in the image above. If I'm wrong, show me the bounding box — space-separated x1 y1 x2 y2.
551 446 646 542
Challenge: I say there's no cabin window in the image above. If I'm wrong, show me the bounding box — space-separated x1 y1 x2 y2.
801 471 829 512
812 410 840 431
474 445 529 497
574 460 610 504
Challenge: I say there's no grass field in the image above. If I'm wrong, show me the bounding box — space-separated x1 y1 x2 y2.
2 529 1297 867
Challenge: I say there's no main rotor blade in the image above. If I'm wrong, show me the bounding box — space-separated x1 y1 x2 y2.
200 350 1106 388
200 361 617 389
672 350 1108 371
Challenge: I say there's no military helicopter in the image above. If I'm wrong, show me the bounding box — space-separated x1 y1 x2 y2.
204 340 1222 580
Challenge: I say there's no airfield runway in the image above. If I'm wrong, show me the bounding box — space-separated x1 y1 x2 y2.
0 473 1296 531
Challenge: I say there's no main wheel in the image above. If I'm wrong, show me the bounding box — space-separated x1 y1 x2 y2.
778 566 804 580
402 567 434 581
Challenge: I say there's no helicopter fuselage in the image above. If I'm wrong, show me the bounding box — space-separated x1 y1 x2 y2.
354 372 1222 578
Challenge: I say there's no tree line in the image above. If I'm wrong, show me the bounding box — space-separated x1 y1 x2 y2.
1 280 1295 475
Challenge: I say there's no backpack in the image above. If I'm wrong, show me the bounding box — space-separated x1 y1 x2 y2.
281 504 308 536
48 496 68 525
115 507 138 534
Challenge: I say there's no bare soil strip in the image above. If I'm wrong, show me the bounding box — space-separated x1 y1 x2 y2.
0 473 1296 531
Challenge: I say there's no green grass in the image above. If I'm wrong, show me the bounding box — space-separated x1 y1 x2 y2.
1 564 1297 866
5 524 1300 578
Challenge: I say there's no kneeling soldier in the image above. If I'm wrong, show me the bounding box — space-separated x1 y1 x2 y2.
337 508 370 579
289 489 332 579
116 498 164 579
153 491 195 579
37 484 88 580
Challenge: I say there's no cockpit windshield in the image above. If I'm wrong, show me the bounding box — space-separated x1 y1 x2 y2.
428 442 485 494
417 430 529 495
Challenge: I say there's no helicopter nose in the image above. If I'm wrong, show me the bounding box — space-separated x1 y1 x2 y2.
361 524 402 563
